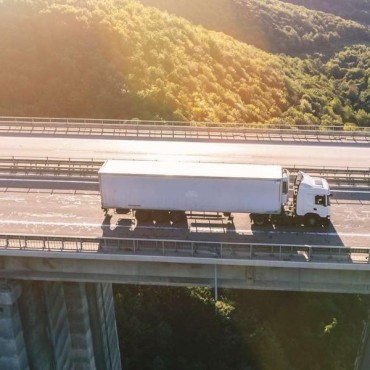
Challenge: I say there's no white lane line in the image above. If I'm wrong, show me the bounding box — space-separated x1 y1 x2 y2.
0 220 370 238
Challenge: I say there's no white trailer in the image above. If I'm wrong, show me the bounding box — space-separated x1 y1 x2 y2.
98 159 331 226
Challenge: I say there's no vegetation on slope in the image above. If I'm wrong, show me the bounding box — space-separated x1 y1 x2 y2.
280 0 370 25
324 45 370 126
139 0 370 56
1 0 369 127
0 0 288 122
114 286 369 370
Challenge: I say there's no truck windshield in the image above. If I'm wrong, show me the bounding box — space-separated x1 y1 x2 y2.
315 195 326 206
315 195 331 207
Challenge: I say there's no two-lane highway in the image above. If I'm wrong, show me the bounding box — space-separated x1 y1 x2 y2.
0 134 369 248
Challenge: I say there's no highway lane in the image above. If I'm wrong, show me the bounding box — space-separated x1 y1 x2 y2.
1 136 370 168
0 187 368 248
0 136 368 248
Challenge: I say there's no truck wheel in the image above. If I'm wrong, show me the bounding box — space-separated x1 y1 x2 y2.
322 218 330 227
116 208 130 214
251 214 267 226
304 214 319 227
170 211 186 224
135 210 151 222
153 211 170 223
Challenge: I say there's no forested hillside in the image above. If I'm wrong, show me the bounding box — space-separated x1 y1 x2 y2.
1 0 369 127
140 0 370 56
280 0 370 25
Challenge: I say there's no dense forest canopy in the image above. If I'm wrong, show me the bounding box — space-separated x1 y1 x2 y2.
280 0 370 25
115 286 369 370
0 0 369 127
140 0 370 56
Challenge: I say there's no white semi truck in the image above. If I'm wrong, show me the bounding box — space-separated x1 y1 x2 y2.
98 159 331 227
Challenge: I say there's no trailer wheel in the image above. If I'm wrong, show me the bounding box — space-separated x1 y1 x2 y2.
153 211 170 223
251 214 267 226
170 211 186 224
135 210 151 222
304 214 319 227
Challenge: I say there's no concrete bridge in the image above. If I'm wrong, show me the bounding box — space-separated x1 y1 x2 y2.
0 129 368 369
2 233 370 368
0 280 121 370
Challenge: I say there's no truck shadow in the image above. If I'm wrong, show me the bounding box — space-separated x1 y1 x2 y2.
101 212 236 239
100 212 345 247
250 219 345 247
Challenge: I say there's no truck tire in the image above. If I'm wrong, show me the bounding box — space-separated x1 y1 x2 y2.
153 211 170 223
116 208 130 214
304 214 319 227
135 210 151 222
251 214 268 226
170 211 186 224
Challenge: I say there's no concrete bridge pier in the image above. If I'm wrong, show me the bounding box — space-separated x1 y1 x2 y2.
0 280 121 370
0 281 28 370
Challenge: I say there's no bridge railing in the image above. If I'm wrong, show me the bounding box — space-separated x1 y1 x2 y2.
0 116 369 137
0 157 101 178
0 234 369 264
0 156 368 185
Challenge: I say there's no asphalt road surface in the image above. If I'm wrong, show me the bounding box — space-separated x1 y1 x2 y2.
0 185 368 247
1 136 369 168
0 135 368 247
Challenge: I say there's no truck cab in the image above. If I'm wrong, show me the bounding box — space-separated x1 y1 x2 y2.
295 171 331 226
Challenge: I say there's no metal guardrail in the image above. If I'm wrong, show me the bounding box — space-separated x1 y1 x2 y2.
287 165 370 186
0 234 369 264
0 157 368 185
0 157 100 178
0 116 369 139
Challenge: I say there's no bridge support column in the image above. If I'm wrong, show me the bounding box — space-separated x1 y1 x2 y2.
63 282 97 369
0 281 28 370
17 281 54 368
0 280 121 369
43 281 74 369
86 283 121 370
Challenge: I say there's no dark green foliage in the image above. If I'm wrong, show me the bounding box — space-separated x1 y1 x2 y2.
114 286 369 370
227 290 369 370
114 286 248 370
324 45 370 126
